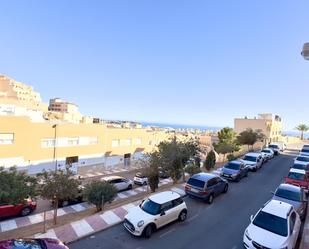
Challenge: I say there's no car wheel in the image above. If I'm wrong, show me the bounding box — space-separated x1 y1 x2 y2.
144 224 153 238
178 210 187 222
127 184 132 190
143 181 147 186
208 194 214 204
245 171 248 177
235 176 240 182
20 207 31 216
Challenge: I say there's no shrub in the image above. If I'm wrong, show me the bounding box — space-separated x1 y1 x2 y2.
204 150 216 171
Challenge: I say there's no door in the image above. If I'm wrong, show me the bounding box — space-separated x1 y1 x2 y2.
124 153 131 167
206 178 217 196
156 201 174 228
240 164 246 177
115 179 127 191
0 204 21 217
288 211 300 248
214 177 225 194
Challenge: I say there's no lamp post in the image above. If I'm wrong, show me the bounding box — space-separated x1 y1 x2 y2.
301 42 309 60
52 124 58 171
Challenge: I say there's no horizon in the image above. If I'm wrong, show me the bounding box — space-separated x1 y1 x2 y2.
1 1 309 130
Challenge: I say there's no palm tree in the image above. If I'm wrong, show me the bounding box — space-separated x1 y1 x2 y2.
295 124 309 140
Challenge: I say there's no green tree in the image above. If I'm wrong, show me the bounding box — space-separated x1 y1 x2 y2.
84 180 118 212
204 150 216 171
140 152 160 192
0 167 37 206
37 169 80 224
184 164 201 176
214 127 240 159
295 124 309 140
237 128 258 151
157 137 200 184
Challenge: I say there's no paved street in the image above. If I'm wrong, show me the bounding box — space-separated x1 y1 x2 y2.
70 153 295 249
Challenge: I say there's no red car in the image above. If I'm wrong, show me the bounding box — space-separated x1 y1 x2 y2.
285 168 309 193
0 238 68 249
0 198 37 218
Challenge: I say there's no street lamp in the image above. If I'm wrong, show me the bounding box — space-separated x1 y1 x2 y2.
301 42 309 60
52 124 58 171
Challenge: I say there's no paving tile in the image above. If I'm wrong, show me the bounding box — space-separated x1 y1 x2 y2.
35 229 58 239
85 215 108 232
62 206 76 214
15 216 31 228
70 203 85 212
113 207 127 219
171 187 186 196
54 224 78 243
28 213 44 224
100 211 121 225
122 203 136 212
0 219 17 232
124 190 138 196
71 219 94 237
117 193 127 199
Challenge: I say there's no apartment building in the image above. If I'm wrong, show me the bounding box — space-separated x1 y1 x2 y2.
234 113 283 143
0 116 171 174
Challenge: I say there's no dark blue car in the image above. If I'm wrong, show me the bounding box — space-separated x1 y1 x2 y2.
221 160 249 182
185 173 228 204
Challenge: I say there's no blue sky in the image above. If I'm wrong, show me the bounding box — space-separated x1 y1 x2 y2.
0 1 308 130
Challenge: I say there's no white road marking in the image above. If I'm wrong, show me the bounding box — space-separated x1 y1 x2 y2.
187 214 199 222
28 214 44 224
117 193 128 199
159 228 175 238
35 229 58 239
71 204 86 212
122 203 136 212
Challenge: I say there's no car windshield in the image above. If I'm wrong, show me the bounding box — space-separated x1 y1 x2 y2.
275 188 301 202
301 149 309 153
243 156 257 162
187 178 205 189
253 211 288 237
135 173 146 178
140 199 161 215
296 156 309 162
12 239 44 249
224 163 240 170
287 172 305 181
292 164 307 170
269 145 279 149
261 150 270 153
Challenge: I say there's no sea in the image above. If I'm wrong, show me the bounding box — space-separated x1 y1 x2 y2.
140 122 309 139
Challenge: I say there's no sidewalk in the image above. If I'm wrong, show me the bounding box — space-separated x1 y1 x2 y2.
0 178 173 234
34 184 186 243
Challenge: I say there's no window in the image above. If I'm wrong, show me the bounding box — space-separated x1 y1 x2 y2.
120 139 131 146
134 138 142 145
68 137 79 146
172 198 184 207
161 201 173 212
187 178 205 189
207 178 217 187
253 211 288 236
112 139 120 147
41 138 55 148
289 212 296 234
0 133 14 144
89 137 98 145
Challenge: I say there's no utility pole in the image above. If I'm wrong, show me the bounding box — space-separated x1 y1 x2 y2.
52 124 58 172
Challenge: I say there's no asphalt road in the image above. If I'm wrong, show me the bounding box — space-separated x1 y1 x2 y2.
70 154 295 249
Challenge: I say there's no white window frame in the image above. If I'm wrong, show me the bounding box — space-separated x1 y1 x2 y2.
112 139 120 147
134 138 142 145
120 138 131 146
0 133 14 145
41 138 56 148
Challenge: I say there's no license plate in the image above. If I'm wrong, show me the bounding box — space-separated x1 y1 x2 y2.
190 188 199 193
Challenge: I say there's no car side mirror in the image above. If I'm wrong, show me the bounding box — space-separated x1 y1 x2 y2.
270 191 275 195
160 211 166 216
250 215 253 222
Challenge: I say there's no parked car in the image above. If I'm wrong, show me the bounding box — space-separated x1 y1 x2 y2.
271 183 308 220
0 198 37 218
294 155 309 166
241 153 263 171
221 160 249 182
101 176 133 191
284 169 309 194
268 144 280 155
0 238 69 249
158 167 169 179
57 185 84 207
291 163 309 177
134 172 148 185
123 191 187 238
260 148 274 160
243 200 301 249
300 147 309 157
185 173 228 203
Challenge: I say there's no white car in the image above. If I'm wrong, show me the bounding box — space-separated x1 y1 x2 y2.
123 191 187 238
300 146 309 157
101 176 133 191
294 155 309 166
241 153 263 171
133 172 148 185
260 148 274 160
268 143 280 155
243 200 301 249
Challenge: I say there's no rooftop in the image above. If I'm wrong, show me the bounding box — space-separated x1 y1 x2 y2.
149 191 180 204
262 200 292 218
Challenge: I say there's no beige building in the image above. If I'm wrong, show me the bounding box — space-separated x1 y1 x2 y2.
0 116 171 174
234 113 283 143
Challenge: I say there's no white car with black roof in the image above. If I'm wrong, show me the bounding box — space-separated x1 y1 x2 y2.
123 191 187 238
